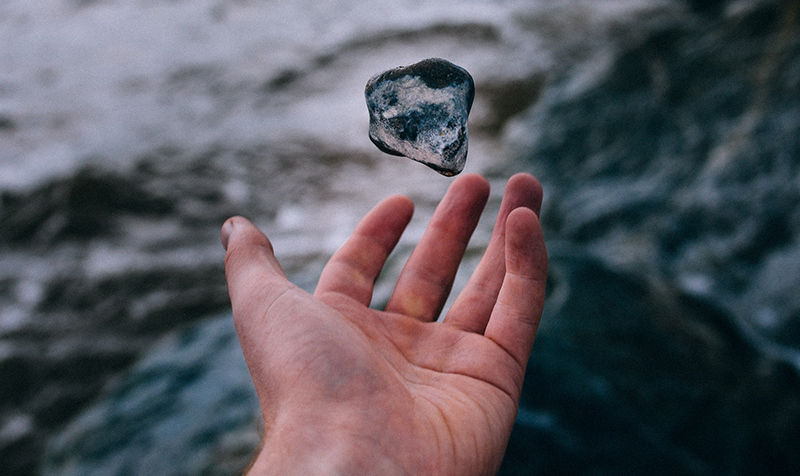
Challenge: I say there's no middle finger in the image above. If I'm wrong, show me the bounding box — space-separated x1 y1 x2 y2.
384 173 489 321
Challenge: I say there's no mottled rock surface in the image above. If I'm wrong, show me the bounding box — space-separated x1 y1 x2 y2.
365 58 474 176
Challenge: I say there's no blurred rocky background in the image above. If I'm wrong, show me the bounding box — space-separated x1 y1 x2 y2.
1 0 799 474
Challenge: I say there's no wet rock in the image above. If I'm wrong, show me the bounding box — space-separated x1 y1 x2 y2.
500 252 800 476
42 314 261 476
0 167 173 245
365 58 474 176
0 115 15 132
524 0 800 351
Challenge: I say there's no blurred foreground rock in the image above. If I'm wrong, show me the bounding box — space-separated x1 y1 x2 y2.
501 251 800 475
41 315 260 476
523 0 800 356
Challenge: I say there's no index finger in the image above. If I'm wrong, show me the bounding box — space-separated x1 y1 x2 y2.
315 195 414 306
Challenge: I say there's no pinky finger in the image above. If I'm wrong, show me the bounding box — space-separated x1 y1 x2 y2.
484 208 548 379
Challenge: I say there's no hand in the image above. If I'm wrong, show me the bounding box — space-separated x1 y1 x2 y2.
221 173 547 476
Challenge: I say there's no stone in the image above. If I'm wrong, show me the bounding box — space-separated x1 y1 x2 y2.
365 58 474 176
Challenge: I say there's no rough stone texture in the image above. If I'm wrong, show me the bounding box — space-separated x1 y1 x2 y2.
366 58 474 176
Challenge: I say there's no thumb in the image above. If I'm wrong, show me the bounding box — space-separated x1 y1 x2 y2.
221 216 293 325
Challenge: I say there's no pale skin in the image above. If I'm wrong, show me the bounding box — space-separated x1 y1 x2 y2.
221 173 547 476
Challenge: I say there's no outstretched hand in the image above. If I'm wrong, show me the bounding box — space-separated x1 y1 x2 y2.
222 173 547 476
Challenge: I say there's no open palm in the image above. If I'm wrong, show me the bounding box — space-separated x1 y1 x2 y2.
222 173 547 476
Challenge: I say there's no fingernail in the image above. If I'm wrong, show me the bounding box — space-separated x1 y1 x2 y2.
221 219 234 250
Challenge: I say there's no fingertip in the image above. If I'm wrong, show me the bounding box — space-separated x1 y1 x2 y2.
383 194 415 221
222 216 276 270
440 172 491 227
221 218 235 250
506 206 539 236
507 172 541 189
357 194 415 241
507 173 544 216
454 172 491 200
222 216 262 249
222 216 290 309
505 207 547 280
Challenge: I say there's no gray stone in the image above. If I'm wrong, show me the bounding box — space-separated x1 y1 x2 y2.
365 58 474 176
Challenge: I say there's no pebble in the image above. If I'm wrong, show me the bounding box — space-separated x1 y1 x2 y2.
365 58 474 176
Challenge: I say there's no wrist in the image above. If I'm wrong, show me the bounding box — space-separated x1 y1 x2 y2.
245 411 411 476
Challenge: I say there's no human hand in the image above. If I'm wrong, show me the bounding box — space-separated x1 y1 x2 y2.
221 173 547 476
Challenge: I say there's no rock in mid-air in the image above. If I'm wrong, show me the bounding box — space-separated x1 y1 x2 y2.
365 58 474 176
